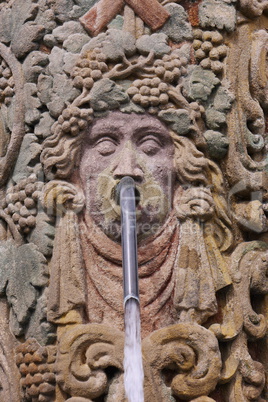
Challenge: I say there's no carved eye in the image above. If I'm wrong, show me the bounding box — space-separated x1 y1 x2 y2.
94 138 117 156
138 136 162 155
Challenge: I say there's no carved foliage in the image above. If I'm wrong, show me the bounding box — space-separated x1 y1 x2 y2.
56 323 221 401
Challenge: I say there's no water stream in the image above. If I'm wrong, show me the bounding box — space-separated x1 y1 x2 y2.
124 298 144 402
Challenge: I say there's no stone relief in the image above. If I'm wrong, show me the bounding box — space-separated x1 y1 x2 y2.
0 0 267 401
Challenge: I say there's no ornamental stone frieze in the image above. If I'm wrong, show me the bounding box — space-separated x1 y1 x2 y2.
0 0 267 401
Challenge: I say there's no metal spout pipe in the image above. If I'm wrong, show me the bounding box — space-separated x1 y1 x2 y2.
116 176 139 306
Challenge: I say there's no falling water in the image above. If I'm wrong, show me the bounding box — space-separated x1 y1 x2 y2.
124 298 144 402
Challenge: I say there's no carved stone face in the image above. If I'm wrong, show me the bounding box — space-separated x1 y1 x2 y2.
79 111 176 241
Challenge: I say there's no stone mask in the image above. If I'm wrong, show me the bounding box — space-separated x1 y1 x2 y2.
79 111 176 241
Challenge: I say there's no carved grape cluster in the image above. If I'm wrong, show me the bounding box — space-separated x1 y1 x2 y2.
72 48 108 90
127 77 170 111
16 339 56 402
0 58 14 105
3 174 43 234
193 29 227 74
57 105 93 136
153 51 188 83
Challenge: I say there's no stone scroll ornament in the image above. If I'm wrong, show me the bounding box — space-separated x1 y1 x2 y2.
0 0 267 401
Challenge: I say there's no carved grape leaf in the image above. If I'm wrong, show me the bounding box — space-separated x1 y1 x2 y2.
199 0 237 32
159 108 192 135
184 66 220 102
0 240 48 335
136 33 170 57
205 86 234 130
84 29 136 61
158 3 193 43
90 78 129 111
0 0 45 58
204 130 229 160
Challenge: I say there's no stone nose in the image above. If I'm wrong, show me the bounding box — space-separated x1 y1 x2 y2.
112 143 143 182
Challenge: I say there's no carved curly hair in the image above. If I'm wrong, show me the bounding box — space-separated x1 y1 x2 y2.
41 34 233 251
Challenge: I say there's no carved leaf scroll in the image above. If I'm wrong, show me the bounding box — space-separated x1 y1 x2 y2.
56 324 124 399
142 323 222 400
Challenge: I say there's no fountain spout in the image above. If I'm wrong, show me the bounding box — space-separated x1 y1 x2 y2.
116 176 139 305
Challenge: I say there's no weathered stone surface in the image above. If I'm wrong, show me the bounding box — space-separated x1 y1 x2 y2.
79 0 124 37
16 338 57 400
0 8 13 44
0 0 43 53
0 1 267 400
43 33 57 48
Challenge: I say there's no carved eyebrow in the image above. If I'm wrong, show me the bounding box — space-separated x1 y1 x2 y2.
134 125 171 143
87 124 124 142
137 133 163 145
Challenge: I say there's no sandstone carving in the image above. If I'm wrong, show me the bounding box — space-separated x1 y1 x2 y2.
0 1 267 401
